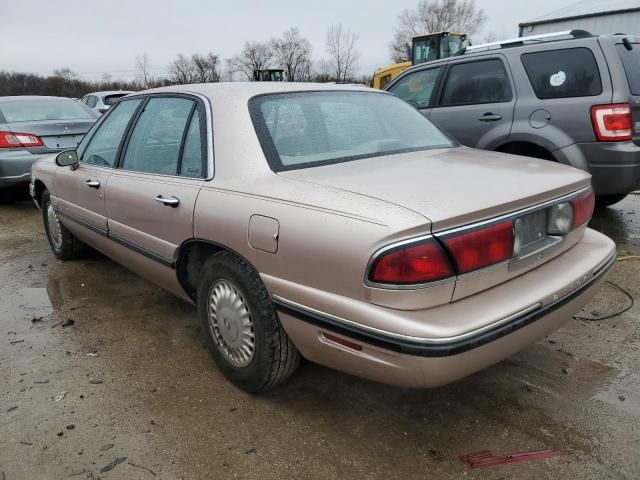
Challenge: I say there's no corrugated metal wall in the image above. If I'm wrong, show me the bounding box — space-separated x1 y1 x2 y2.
522 11 640 36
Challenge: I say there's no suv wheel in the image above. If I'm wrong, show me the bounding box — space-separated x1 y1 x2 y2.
41 190 86 260
595 194 627 209
197 251 300 393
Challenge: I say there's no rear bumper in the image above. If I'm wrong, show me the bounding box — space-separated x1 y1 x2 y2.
271 229 616 388
0 150 50 189
555 141 640 195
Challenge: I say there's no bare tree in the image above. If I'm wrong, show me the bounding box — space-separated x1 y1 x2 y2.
53 68 78 82
135 53 153 88
226 41 273 80
389 0 486 62
191 53 220 83
168 54 198 84
270 28 312 82
324 24 360 82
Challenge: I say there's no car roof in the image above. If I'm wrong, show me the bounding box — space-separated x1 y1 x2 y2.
133 82 377 103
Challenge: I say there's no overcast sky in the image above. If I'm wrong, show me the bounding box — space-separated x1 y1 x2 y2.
1 0 579 81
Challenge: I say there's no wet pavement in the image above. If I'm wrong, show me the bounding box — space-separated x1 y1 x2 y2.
1 195 639 480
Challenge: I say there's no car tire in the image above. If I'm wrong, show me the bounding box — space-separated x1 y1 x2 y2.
595 194 627 209
41 189 86 260
197 251 300 393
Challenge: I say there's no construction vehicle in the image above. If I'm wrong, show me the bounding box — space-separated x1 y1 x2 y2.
372 32 468 89
253 69 285 82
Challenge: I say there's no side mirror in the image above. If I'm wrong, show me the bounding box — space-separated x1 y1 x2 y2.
56 150 78 167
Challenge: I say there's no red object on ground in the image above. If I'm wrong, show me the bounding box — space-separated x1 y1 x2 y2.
461 449 560 468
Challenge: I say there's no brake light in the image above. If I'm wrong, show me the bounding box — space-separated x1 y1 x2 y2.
441 221 514 274
0 131 43 148
369 239 454 284
591 104 632 141
570 189 595 229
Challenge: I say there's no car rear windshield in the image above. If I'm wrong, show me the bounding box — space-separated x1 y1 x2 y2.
249 91 455 171
521 48 602 99
103 94 129 106
616 43 640 95
0 98 95 123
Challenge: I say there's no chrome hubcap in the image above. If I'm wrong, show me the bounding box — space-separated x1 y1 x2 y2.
46 203 62 249
207 280 255 367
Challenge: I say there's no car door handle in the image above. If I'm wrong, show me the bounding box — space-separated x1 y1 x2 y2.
84 179 100 188
478 113 503 122
154 195 180 207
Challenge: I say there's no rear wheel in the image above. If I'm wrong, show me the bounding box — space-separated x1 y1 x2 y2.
197 251 300 393
41 190 85 260
595 194 627 209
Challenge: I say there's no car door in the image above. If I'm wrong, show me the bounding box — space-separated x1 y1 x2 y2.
428 57 515 149
105 95 206 267
54 98 142 234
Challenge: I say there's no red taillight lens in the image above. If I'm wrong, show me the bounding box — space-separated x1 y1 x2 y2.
441 221 514 274
369 239 454 284
591 104 632 141
570 190 595 229
0 131 44 148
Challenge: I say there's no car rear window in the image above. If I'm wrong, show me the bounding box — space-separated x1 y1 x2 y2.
0 98 95 123
616 43 640 95
103 94 129 106
521 48 602 99
249 91 455 171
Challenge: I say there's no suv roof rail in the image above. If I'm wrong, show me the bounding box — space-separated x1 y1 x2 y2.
460 29 594 55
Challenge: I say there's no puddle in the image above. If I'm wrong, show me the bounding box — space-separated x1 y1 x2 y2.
1 286 53 320
594 368 640 418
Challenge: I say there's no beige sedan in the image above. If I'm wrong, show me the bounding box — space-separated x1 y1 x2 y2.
30 83 616 393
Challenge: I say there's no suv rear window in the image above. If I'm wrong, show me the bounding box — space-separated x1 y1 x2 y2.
616 43 640 95
521 48 602 99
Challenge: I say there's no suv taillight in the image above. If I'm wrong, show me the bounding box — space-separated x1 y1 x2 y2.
591 103 632 141
0 131 44 148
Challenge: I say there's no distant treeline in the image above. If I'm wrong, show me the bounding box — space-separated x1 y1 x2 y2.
0 71 173 98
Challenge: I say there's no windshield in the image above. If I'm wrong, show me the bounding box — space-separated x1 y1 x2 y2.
413 35 464 64
0 98 95 123
103 93 130 106
250 91 455 171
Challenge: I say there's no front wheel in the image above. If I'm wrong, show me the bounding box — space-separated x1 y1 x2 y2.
41 190 85 260
595 194 627 209
197 251 300 393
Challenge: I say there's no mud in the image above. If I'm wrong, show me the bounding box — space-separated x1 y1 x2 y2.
1 196 639 479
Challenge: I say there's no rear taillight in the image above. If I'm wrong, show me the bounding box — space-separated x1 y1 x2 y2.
591 103 632 141
441 221 514 274
570 189 595 229
369 238 454 285
0 131 44 148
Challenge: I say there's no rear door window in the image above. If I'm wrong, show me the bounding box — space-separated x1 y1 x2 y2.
439 59 512 106
121 97 195 176
616 43 640 95
521 48 602 99
387 67 442 109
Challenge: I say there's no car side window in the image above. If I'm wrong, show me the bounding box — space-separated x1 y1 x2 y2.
86 96 98 108
79 99 142 167
121 97 194 176
521 48 602 99
388 67 442 109
179 107 205 178
439 59 512 106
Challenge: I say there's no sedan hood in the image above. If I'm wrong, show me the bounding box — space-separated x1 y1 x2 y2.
279 147 592 231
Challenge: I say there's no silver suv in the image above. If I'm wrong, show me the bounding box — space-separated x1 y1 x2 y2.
386 30 640 207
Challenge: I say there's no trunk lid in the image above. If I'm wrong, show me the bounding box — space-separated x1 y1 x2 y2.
7 119 95 153
280 147 591 231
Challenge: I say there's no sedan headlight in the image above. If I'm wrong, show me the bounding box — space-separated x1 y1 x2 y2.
547 202 573 235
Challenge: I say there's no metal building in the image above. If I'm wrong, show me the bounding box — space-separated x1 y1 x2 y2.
519 0 640 37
